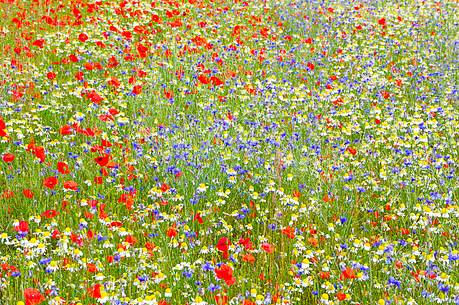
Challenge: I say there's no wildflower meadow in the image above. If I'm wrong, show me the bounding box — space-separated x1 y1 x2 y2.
0 0 458 304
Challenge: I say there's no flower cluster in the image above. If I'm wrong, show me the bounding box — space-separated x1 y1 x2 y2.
0 0 458 304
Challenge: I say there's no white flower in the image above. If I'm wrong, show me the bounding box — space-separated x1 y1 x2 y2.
197 183 207 193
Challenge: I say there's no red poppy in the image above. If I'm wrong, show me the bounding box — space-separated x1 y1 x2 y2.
216 237 230 254
57 162 70 174
160 183 170 192
87 284 101 298
46 72 56 80
145 242 155 251
167 226 177 238
32 146 46 163
238 237 253 250
69 54 78 62
95 117 108 125
260 27 269 37
94 155 110 166
0 116 7 137
32 39 45 48
63 180 78 191
2 189 14 199
347 147 357 156
108 108 119 115
87 263 97 273
282 226 296 239
309 237 320 247
23 189 34 199
214 264 235 286
152 14 161 23
125 235 137 245
43 176 58 189
198 74 210 84
86 90 103 104
107 77 120 88
70 233 83 246
194 212 203 224
381 90 390 99
210 76 223 86
15 220 29 233
242 253 255 263
2 153 15 163
41 210 59 219
340 267 356 280
75 71 84 81
122 30 132 40
60 125 72 135
132 85 142 95
337 292 346 301
137 43 148 58
109 221 123 228
261 242 274 253
52 230 60 239
24 288 44 305
320 271 330 279
78 33 89 42
401 228 410 235
84 62 94 70
164 89 173 99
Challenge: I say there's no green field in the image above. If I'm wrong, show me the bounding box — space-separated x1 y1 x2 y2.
0 0 458 304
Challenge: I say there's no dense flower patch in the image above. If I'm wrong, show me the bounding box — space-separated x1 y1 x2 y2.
0 0 458 304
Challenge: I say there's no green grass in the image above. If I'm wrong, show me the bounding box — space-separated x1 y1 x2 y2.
0 0 458 304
